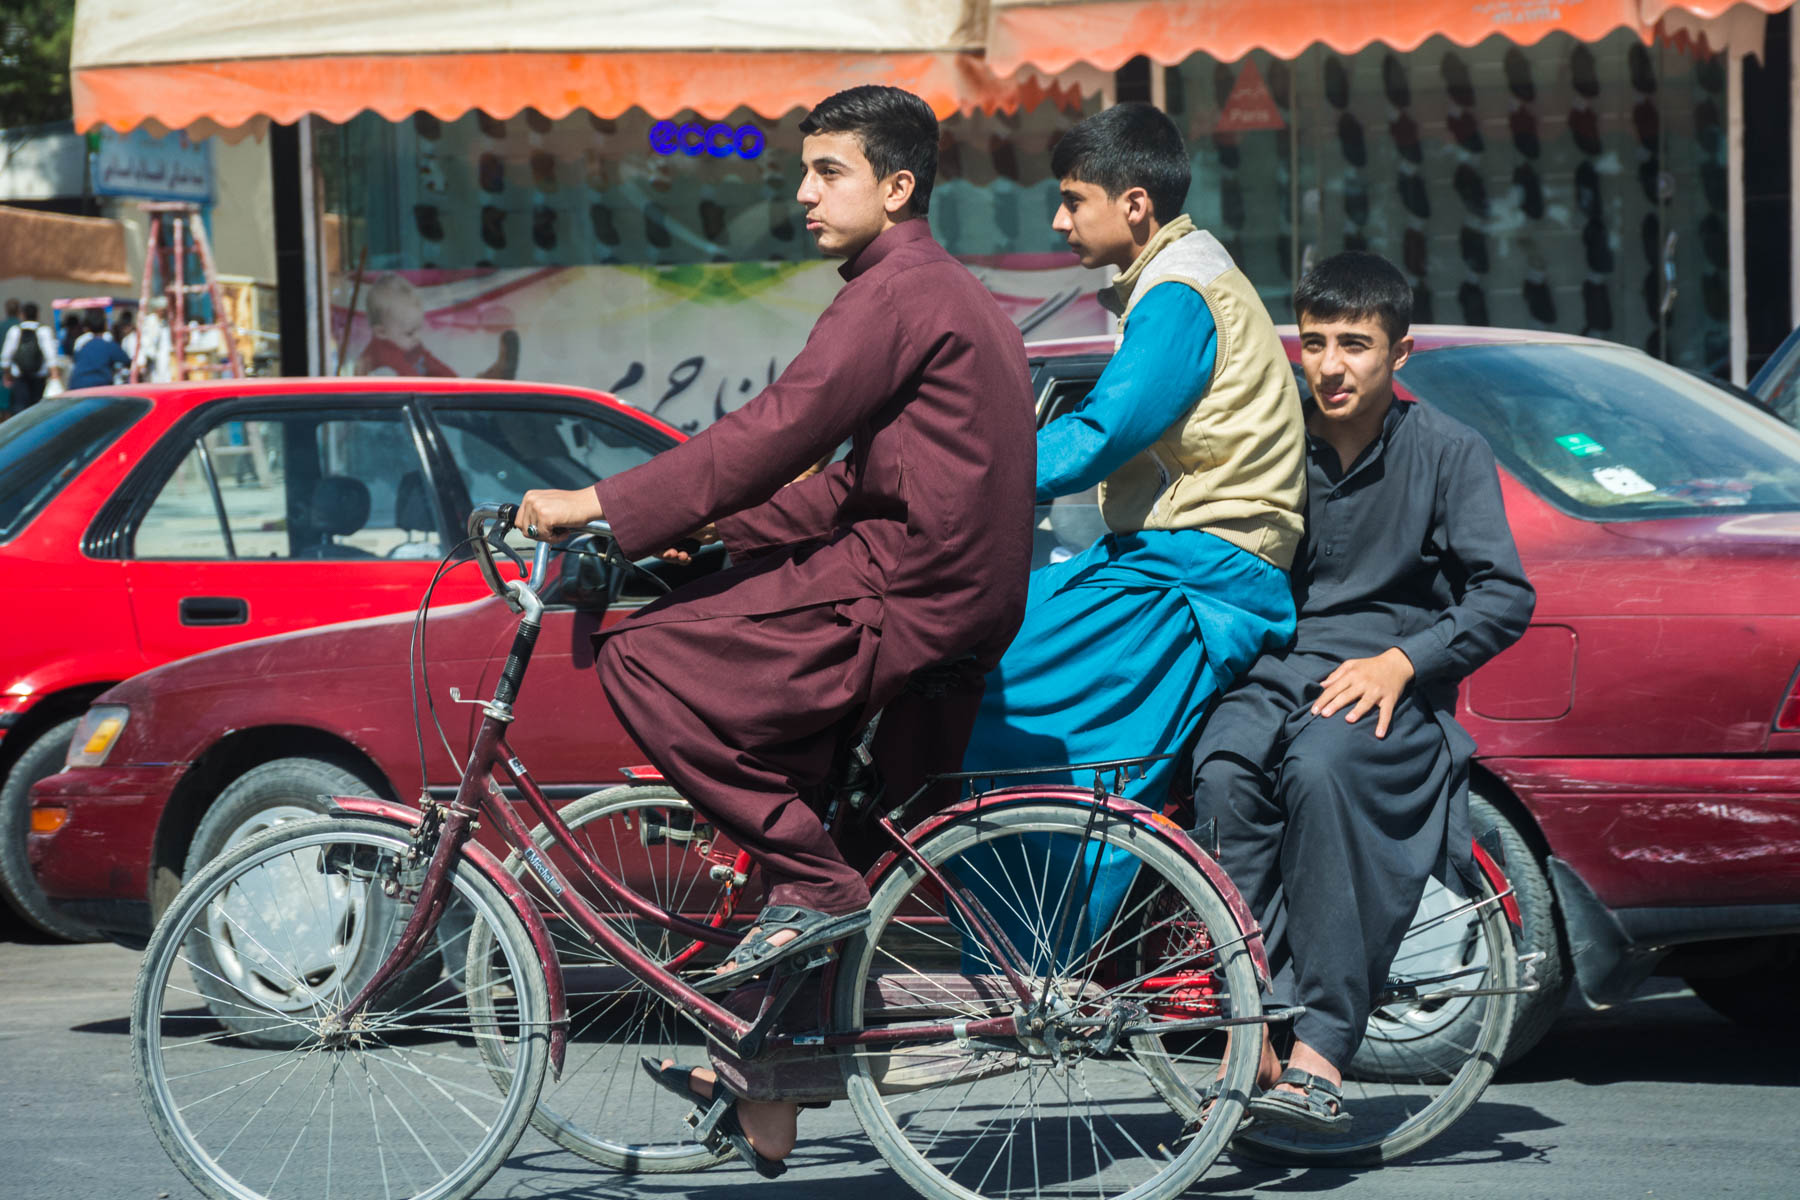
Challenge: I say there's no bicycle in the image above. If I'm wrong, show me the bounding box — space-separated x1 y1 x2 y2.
131 504 1532 1200
133 504 1281 1200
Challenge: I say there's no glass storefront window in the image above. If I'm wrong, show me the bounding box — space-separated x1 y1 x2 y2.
314 98 1097 274
1167 32 1730 372
310 97 1109 427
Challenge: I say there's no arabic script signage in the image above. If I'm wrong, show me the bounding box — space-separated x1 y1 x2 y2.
93 127 214 202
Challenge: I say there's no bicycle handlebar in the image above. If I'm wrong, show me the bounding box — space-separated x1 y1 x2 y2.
466 502 615 613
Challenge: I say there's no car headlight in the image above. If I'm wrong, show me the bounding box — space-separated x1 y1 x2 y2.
66 705 130 767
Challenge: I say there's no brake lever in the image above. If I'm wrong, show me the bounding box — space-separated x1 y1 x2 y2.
490 530 528 580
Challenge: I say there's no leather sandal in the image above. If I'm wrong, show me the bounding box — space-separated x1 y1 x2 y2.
1245 1067 1352 1133
694 904 871 994
640 1057 787 1179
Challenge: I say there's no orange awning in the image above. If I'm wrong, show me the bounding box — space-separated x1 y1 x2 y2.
985 0 1796 76
69 0 1067 133
73 51 1074 133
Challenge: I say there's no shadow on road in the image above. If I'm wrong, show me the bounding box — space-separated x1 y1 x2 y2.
0 903 61 946
494 1130 887 1198
1503 984 1799 1087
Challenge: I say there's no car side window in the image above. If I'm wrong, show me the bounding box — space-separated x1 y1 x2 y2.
1036 376 1098 430
433 406 660 549
134 409 439 560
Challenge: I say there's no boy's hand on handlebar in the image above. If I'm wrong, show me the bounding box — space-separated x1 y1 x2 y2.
659 524 719 564
516 488 604 540
1311 648 1416 738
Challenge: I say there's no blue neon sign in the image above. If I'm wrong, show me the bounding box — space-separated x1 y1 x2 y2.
648 121 766 160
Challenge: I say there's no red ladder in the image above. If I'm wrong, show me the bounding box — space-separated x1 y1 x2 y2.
131 201 245 382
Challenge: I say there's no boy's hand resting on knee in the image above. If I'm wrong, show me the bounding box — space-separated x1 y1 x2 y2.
1312 648 1416 737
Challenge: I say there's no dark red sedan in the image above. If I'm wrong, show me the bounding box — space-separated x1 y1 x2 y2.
0 378 680 939
29 326 1800 1059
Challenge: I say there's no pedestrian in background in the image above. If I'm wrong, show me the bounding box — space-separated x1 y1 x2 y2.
0 298 19 350
59 310 84 357
68 309 131 390
130 297 174 382
1 302 56 413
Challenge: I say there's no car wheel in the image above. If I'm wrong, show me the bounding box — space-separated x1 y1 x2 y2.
1686 939 1800 1028
0 718 103 942
180 757 444 1048
1469 787 1570 1065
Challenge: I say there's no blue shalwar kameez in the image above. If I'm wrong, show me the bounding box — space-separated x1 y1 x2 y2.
960 283 1296 807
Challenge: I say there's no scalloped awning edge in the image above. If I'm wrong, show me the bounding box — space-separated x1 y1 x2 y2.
983 0 1795 77
72 50 1085 135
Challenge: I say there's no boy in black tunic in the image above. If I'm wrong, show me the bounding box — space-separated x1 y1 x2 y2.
1190 252 1534 1131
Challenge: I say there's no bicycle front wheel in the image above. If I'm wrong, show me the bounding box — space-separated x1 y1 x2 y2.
1232 866 1519 1165
133 816 550 1200
837 799 1264 1200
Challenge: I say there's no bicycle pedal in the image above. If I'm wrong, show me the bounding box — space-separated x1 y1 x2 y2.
796 946 837 971
688 1094 733 1142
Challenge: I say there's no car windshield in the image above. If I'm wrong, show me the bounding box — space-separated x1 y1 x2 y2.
1397 342 1800 520
0 395 151 541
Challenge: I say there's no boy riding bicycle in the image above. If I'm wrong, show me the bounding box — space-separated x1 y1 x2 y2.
513 85 1038 1170
961 102 1306 806
1192 252 1535 1132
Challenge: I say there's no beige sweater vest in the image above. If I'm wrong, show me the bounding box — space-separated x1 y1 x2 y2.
1097 216 1307 571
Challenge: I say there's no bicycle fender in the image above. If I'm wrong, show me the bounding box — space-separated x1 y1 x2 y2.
1470 838 1523 928
870 786 1271 988
325 795 570 1077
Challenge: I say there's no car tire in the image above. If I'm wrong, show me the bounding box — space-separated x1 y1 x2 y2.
182 756 374 878
1469 787 1570 1065
181 757 443 1048
0 717 103 942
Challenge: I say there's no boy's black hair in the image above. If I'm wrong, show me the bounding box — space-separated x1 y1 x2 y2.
21 301 38 320
799 85 939 216
1294 251 1414 344
84 308 108 334
1049 102 1190 222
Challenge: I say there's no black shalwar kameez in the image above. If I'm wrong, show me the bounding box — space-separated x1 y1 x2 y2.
1191 398 1534 1070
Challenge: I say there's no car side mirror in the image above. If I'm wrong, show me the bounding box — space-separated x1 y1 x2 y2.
548 535 624 610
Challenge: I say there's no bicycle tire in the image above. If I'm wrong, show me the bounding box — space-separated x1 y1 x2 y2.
1231 864 1519 1166
133 816 550 1200
469 784 736 1172
836 798 1263 1200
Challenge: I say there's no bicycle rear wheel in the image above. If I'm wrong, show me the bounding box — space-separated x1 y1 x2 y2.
1232 867 1519 1165
837 799 1264 1200
468 785 736 1172
133 816 549 1200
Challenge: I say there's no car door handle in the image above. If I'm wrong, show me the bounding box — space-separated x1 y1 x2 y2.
179 596 249 626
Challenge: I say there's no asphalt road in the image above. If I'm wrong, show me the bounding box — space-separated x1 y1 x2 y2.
3 906 1798 1200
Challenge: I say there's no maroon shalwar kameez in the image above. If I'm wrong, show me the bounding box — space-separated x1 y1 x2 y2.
593 219 1036 914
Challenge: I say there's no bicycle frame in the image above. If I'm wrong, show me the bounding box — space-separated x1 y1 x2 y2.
320 506 1242 1071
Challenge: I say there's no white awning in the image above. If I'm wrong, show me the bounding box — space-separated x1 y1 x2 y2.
70 0 1054 132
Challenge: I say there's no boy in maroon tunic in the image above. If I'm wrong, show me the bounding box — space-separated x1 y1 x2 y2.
514 86 1037 1166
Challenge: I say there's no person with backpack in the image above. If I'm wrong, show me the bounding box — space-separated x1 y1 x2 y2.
1 302 56 414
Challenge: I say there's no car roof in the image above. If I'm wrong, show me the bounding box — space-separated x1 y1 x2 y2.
61 376 685 440
1025 324 1614 360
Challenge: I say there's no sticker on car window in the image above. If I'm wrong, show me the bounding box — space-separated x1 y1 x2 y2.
1555 433 1606 457
1591 466 1656 496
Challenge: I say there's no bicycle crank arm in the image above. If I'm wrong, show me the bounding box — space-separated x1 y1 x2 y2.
1120 1004 1307 1037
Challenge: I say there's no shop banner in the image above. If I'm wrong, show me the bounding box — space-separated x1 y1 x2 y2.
332 256 1108 432
93 126 214 202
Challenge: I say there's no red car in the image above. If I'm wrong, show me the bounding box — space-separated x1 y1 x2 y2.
0 378 681 939
29 326 1800 1060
